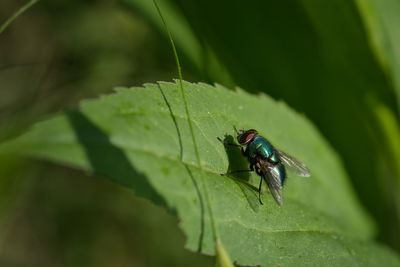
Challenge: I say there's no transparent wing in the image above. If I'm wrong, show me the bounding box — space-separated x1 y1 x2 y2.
259 161 283 206
276 149 310 177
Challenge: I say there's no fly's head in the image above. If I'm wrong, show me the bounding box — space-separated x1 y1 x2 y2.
234 126 258 145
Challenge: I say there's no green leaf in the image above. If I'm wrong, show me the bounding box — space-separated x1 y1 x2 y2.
0 81 399 266
356 0 400 114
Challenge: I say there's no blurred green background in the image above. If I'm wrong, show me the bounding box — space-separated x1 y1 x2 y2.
0 0 399 266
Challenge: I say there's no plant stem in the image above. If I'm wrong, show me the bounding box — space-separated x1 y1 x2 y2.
152 0 219 243
0 0 39 35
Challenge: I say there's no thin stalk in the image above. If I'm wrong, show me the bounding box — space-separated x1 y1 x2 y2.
0 0 39 35
152 0 219 243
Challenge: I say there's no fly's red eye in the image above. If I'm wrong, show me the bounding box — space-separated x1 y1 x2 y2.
238 129 258 144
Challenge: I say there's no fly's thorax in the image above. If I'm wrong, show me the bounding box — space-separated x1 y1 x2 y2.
248 136 279 163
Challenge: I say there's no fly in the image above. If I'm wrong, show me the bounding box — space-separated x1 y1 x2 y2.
218 127 310 206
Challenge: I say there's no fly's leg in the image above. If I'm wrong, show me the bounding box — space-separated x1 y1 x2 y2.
249 162 255 171
220 169 253 176
254 165 264 205
220 160 253 176
255 166 262 176
241 147 247 157
258 176 264 205
253 164 264 205
216 137 248 158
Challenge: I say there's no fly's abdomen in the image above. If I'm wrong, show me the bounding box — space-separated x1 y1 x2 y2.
249 136 279 163
271 163 286 185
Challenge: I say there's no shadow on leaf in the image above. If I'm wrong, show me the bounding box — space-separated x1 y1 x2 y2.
219 134 260 212
219 135 250 180
66 111 168 207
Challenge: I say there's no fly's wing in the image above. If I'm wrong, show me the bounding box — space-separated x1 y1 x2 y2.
259 161 283 206
276 149 310 177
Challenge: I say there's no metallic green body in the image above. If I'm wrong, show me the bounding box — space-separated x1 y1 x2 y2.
248 136 279 163
269 162 286 184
